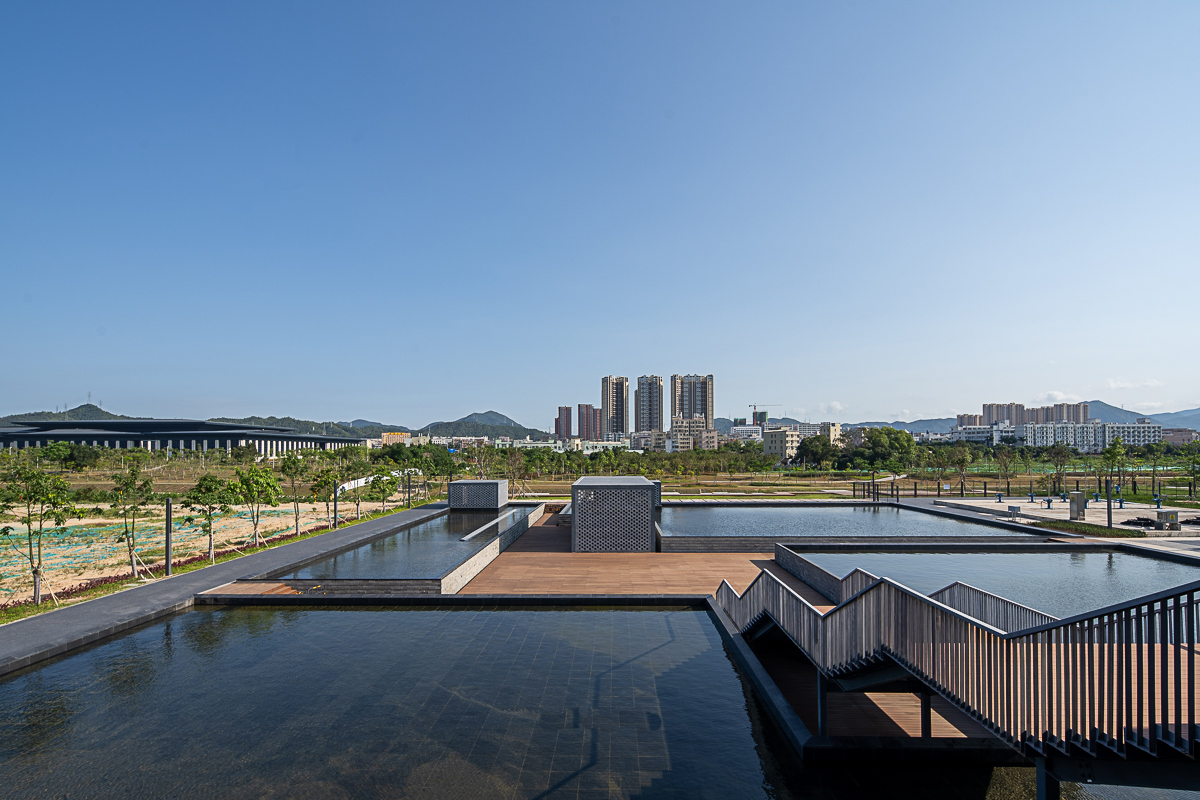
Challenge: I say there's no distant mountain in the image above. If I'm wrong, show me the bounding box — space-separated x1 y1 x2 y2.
2 404 138 424
337 419 390 429
1083 401 1154 424
453 411 524 427
1153 407 1200 429
425 420 549 440
1086 400 1200 429
848 418 957 434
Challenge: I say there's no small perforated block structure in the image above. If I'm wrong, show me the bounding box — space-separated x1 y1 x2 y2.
571 476 655 553
448 479 509 510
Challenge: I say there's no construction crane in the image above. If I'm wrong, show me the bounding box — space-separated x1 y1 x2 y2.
748 403 781 426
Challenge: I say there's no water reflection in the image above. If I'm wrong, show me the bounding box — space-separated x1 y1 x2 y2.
660 506 1017 538
0 607 783 799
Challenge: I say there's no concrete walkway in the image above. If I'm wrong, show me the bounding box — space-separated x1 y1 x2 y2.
0 504 446 677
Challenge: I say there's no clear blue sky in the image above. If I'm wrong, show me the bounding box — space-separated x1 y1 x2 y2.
3 2 1197 429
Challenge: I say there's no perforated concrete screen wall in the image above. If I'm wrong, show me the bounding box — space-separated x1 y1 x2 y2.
571 476 655 553
448 480 508 510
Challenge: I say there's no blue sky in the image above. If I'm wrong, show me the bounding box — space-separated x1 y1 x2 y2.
3 2 1197 429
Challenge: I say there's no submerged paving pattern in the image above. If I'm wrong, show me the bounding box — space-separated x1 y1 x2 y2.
0 607 788 799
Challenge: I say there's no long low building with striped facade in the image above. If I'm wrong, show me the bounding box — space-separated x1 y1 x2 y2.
0 418 362 456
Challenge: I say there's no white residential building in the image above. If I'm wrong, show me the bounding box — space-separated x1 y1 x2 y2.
1017 420 1161 453
949 423 1016 446
729 425 763 442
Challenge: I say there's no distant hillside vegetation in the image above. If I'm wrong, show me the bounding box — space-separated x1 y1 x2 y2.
207 415 393 438
452 411 525 427
423 420 549 440
210 411 547 441
2 404 139 423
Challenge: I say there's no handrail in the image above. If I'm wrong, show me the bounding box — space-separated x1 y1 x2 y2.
719 568 1198 759
929 581 1058 633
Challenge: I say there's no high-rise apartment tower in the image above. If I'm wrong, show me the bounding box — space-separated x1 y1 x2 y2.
577 404 600 442
670 374 715 430
635 376 664 432
600 376 629 440
554 406 572 441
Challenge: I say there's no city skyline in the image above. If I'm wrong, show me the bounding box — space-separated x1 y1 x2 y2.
2 4 1197 425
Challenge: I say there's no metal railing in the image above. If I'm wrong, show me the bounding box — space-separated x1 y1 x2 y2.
718 563 1199 759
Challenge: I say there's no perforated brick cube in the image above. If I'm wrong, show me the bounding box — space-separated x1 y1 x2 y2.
448 479 508 510
571 476 655 553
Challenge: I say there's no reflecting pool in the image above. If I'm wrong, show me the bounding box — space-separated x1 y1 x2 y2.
660 506 1018 538
286 507 529 580
798 550 1200 618
0 606 794 799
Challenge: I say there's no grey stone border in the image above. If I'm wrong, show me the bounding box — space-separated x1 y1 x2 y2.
0 503 449 677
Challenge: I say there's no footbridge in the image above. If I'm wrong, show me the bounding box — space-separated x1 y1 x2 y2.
717 544 1200 798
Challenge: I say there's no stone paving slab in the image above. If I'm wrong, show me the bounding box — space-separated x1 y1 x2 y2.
0 504 446 677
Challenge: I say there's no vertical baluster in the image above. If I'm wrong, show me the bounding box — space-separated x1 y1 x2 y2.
1087 618 1096 750
1173 595 1182 750
1147 604 1156 751
1189 591 1196 756
1122 608 1131 753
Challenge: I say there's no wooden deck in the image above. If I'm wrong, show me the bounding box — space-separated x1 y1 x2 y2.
460 549 772 595
200 581 299 595
464 512 831 597
752 627 992 739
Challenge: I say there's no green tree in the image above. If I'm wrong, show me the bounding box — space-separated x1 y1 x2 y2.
1102 438 1127 491
794 435 834 470
234 444 261 464
949 445 973 491
310 467 340 528
1182 442 1200 498
231 466 282 546
993 443 1012 489
1046 444 1072 494
366 464 399 513
279 452 311 537
3 464 76 603
111 464 155 578
42 441 73 472
185 474 232 563
1143 442 1165 496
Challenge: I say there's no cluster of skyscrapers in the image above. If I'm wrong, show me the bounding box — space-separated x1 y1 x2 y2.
957 402 1090 427
553 375 716 449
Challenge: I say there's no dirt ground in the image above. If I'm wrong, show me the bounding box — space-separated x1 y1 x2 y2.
0 495 406 606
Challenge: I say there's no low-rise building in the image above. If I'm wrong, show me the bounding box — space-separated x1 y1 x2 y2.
763 428 804 461
949 423 1016 446
665 435 692 453
1164 428 1199 446
630 430 667 452
847 427 870 448
729 425 763 442
820 422 842 446
696 429 719 451
382 431 411 446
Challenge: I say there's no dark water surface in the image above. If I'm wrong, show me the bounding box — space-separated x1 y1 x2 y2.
660 506 1018 538
800 551 1200 618
0 607 797 799
287 507 529 579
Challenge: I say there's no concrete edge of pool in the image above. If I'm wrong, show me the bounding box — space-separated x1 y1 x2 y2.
0 503 454 676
